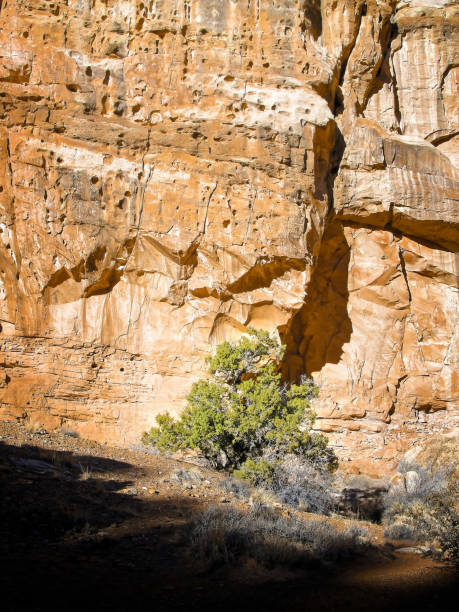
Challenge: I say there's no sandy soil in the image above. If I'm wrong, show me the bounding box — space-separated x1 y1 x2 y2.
0 421 456 612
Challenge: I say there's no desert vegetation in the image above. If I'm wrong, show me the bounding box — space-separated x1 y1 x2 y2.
190 502 370 570
141 329 360 567
143 330 459 568
143 328 338 514
1 419 458 612
383 458 458 563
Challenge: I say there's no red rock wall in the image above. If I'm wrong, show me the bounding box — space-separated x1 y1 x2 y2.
0 0 457 474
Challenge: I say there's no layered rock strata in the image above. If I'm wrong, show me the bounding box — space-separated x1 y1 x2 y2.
0 0 457 474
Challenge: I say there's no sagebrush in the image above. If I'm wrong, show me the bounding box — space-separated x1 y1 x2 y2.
383 459 458 562
190 503 370 569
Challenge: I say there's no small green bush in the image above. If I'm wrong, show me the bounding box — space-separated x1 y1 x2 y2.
143 328 337 479
234 457 276 486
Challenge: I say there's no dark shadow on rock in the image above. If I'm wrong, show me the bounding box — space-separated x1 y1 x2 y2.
281 218 352 381
313 122 343 202
328 125 346 194
303 0 322 41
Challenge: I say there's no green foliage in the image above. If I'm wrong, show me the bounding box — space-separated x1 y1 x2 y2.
234 458 276 487
143 327 337 476
206 327 282 387
141 413 186 450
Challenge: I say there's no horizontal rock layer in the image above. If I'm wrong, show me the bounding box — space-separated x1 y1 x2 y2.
0 0 457 474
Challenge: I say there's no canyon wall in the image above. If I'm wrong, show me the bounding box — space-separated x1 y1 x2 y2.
0 0 457 474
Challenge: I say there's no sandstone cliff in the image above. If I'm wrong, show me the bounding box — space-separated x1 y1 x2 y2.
0 0 457 474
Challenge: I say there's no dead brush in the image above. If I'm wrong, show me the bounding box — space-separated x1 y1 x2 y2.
248 487 279 508
218 476 251 500
383 458 459 562
269 454 337 514
189 503 371 570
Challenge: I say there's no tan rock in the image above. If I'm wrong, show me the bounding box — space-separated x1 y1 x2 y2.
0 0 457 474
334 119 459 251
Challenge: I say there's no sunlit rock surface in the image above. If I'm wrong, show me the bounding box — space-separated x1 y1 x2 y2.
0 0 457 474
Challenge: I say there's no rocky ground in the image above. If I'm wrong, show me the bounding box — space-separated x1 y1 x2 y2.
0 421 456 612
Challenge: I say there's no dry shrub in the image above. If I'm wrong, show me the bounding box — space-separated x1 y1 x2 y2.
270 454 336 514
190 504 370 570
383 458 458 562
218 476 251 500
383 522 416 540
235 452 337 514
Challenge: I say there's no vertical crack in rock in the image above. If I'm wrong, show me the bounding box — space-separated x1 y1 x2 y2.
397 246 412 305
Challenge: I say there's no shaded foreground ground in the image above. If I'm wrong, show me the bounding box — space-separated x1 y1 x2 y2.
0 421 456 612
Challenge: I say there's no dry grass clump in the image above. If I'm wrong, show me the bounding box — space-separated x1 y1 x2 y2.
79 463 92 481
49 450 76 468
190 503 370 570
23 418 45 435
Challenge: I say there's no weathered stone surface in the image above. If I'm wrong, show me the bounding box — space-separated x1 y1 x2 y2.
334 119 459 251
284 223 458 473
0 0 457 474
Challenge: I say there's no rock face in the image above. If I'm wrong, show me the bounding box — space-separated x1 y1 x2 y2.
0 0 457 475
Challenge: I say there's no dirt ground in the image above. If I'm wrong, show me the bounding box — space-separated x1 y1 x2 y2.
0 421 456 612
